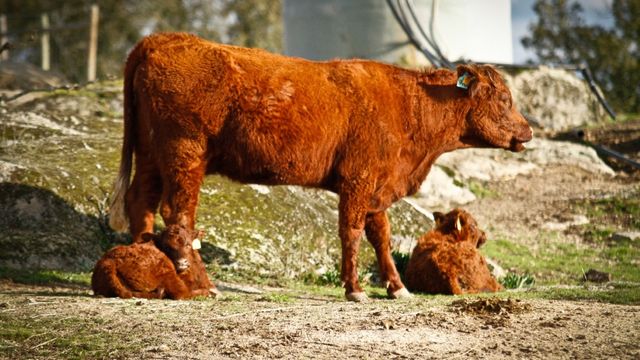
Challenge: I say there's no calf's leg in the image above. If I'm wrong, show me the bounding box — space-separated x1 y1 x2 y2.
365 211 411 299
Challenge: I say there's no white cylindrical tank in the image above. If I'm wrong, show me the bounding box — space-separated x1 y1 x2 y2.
283 0 420 64
283 0 513 65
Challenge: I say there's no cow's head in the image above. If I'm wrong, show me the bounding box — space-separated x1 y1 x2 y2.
456 64 532 152
433 208 487 248
142 225 204 273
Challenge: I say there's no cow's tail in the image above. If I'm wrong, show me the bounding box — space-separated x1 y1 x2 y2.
108 39 147 232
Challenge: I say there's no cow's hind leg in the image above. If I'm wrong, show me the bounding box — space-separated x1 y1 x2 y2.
365 211 411 299
126 161 162 243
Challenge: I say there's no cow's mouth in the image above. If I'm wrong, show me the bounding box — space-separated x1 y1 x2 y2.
510 140 526 152
509 127 533 152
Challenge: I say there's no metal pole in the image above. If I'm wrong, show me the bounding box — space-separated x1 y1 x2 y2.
87 4 99 82
0 15 8 60
41 13 50 71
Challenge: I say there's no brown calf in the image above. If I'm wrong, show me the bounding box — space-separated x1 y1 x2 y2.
404 209 502 295
92 225 217 299
108 33 531 301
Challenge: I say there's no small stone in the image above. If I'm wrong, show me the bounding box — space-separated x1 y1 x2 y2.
583 269 611 283
612 231 640 242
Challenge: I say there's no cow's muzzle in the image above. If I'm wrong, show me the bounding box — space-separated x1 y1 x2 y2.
176 258 190 272
510 126 533 152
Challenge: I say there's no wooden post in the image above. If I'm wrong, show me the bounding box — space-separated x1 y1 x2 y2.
41 13 50 71
0 14 8 60
87 4 99 82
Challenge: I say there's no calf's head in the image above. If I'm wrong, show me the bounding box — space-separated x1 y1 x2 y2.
433 208 486 248
143 225 204 272
456 64 532 152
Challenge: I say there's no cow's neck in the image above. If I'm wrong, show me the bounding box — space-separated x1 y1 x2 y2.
403 84 472 188
413 85 471 156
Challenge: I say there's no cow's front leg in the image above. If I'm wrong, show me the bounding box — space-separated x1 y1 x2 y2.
158 143 206 230
338 189 369 302
365 211 411 299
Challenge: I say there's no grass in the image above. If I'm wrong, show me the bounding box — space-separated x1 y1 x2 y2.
0 268 91 287
0 314 142 359
509 283 640 305
481 237 640 284
467 180 499 199
500 272 535 289
258 293 294 303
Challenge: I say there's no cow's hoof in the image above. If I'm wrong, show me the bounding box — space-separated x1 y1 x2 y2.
209 287 223 299
346 292 369 302
389 287 412 300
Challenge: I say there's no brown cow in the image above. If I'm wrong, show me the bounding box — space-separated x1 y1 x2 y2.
92 225 219 299
108 33 531 301
404 209 502 295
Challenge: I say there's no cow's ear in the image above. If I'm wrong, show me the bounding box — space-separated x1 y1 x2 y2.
455 65 477 89
456 64 489 98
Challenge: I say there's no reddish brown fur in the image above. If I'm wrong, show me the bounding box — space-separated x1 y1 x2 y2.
109 33 531 300
404 209 501 295
91 226 215 300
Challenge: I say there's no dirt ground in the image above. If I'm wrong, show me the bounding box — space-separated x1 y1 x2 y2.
1 121 639 359
1 281 639 359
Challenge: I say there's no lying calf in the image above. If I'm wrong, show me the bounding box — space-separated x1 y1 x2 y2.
404 209 501 295
92 225 218 299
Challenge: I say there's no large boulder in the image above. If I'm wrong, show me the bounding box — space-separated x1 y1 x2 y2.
504 66 610 132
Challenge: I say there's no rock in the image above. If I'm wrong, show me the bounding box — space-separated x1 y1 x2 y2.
503 66 609 132
583 269 611 283
436 138 615 181
411 165 476 211
485 257 507 279
0 61 65 90
541 214 590 232
612 231 640 242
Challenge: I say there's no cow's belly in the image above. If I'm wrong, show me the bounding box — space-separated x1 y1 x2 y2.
208 114 340 187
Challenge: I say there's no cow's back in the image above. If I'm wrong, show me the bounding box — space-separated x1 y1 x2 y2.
131 33 410 189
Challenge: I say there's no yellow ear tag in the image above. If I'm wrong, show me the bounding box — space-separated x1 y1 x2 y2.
192 239 201 250
457 72 471 89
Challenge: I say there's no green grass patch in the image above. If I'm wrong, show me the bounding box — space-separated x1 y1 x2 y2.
500 272 535 289
574 191 640 230
512 283 640 305
482 238 640 284
0 268 91 287
467 180 498 199
0 314 141 359
258 292 294 303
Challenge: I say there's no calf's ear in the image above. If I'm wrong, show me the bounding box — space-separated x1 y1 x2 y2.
455 216 462 232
